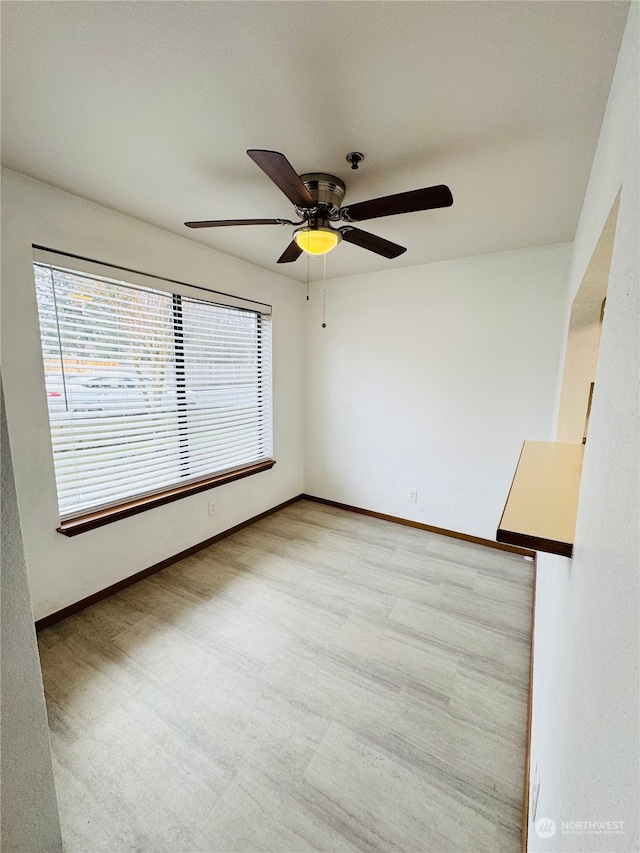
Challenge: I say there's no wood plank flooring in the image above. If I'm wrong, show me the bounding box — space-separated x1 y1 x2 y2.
38 500 534 853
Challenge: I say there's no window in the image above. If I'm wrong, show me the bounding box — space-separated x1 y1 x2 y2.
34 249 273 533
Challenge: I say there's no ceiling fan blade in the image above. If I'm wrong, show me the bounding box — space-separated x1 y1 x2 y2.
340 227 406 259
247 150 316 209
340 185 453 222
277 241 304 264
185 218 294 228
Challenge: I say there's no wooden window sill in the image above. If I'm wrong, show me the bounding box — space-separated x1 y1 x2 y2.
57 459 276 536
496 441 584 557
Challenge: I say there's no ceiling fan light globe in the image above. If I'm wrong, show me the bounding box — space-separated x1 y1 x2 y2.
294 226 340 256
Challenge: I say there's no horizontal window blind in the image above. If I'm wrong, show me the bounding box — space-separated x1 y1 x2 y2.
34 258 272 521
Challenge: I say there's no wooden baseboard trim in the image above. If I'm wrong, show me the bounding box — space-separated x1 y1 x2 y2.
37 492 533 633
521 554 537 853
35 494 304 631
300 494 536 557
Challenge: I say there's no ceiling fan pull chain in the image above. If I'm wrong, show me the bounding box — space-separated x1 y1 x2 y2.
322 254 327 329
306 253 310 301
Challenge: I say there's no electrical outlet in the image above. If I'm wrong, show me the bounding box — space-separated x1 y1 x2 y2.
208 500 217 517
408 488 418 503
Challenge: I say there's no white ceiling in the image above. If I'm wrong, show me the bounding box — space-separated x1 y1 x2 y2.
1 1 629 281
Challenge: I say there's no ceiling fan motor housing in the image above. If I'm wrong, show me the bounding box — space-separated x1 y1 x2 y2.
299 173 346 217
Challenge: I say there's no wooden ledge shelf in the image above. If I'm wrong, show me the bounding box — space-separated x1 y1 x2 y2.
497 441 584 557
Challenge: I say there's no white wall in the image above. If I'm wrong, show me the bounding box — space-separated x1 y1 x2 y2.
304 243 571 539
529 5 639 852
1 384 62 852
1 169 305 621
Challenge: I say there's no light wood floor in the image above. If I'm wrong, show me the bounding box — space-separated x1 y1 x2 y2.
38 499 534 853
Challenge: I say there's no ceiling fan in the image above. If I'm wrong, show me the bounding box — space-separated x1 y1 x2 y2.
185 149 453 264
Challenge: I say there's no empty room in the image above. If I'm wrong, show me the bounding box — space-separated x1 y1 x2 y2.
1 2 638 852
